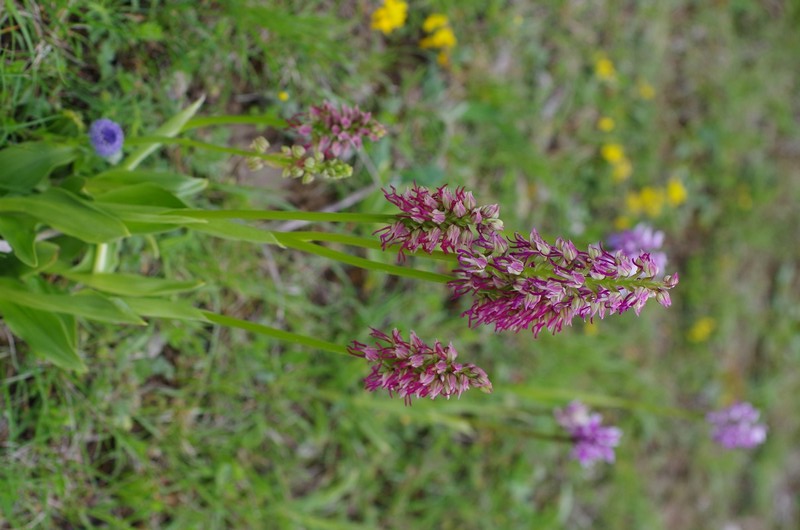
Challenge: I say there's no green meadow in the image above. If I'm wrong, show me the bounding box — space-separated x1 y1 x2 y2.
1 1 799 528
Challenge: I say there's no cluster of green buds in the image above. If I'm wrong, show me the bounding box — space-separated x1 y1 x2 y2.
246 136 271 171
280 145 353 184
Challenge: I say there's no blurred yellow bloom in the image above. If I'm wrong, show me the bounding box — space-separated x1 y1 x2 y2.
612 157 632 183
601 143 625 164
614 216 631 230
423 13 449 32
626 192 643 215
639 186 665 217
688 317 716 343
371 0 408 35
277 91 289 102
666 178 687 206
737 185 753 210
595 56 616 81
627 187 665 218
420 26 457 49
513 15 523 27
598 116 615 132
436 51 450 66
584 321 599 336
637 80 656 100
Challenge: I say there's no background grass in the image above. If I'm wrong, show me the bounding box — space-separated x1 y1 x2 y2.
2 0 799 528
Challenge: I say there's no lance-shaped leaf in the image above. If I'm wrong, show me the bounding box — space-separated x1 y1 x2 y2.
0 300 85 371
0 142 78 193
191 219 282 246
0 187 129 243
0 213 38 266
0 279 145 325
121 96 205 170
86 169 207 198
123 298 208 322
62 272 204 297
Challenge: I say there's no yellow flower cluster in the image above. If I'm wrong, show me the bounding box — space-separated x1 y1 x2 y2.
594 54 616 82
420 13 457 65
626 178 687 218
601 143 632 183
688 317 715 343
637 80 656 100
371 0 408 35
597 116 615 132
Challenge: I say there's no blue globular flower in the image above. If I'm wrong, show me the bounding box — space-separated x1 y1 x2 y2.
555 400 622 467
450 229 678 337
347 328 493 405
607 223 668 276
89 119 124 158
376 184 506 259
707 402 767 449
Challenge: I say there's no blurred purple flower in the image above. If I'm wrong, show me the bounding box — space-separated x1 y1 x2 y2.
376 183 505 258
348 328 493 405
607 223 667 276
290 101 385 160
89 118 124 158
707 402 767 449
450 229 678 337
555 401 622 467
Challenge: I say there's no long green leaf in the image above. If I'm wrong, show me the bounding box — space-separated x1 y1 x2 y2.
0 213 38 266
0 188 129 243
86 169 207 198
94 183 188 208
62 272 204 297
0 280 145 325
203 311 349 355
182 114 287 131
274 234 452 284
191 219 282 246
120 96 205 170
0 300 85 371
171 209 394 224
0 142 77 192
92 202 205 234
122 298 208 321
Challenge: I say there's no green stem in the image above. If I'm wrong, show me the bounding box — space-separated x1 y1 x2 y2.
92 243 110 273
182 114 288 131
169 209 395 224
273 233 452 284
202 311 350 356
287 231 457 262
126 136 286 163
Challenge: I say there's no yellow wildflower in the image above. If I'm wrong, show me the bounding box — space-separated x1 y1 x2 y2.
601 143 625 164
595 55 616 81
277 91 289 102
612 157 633 183
626 191 643 215
371 0 408 35
422 13 449 33
639 186 665 217
598 116 615 132
420 26 457 49
688 317 716 343
614 216 631 230
637 80 655 100
584 321 599 336
666 177 687 206
436 51 450 67
737 185 753 210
